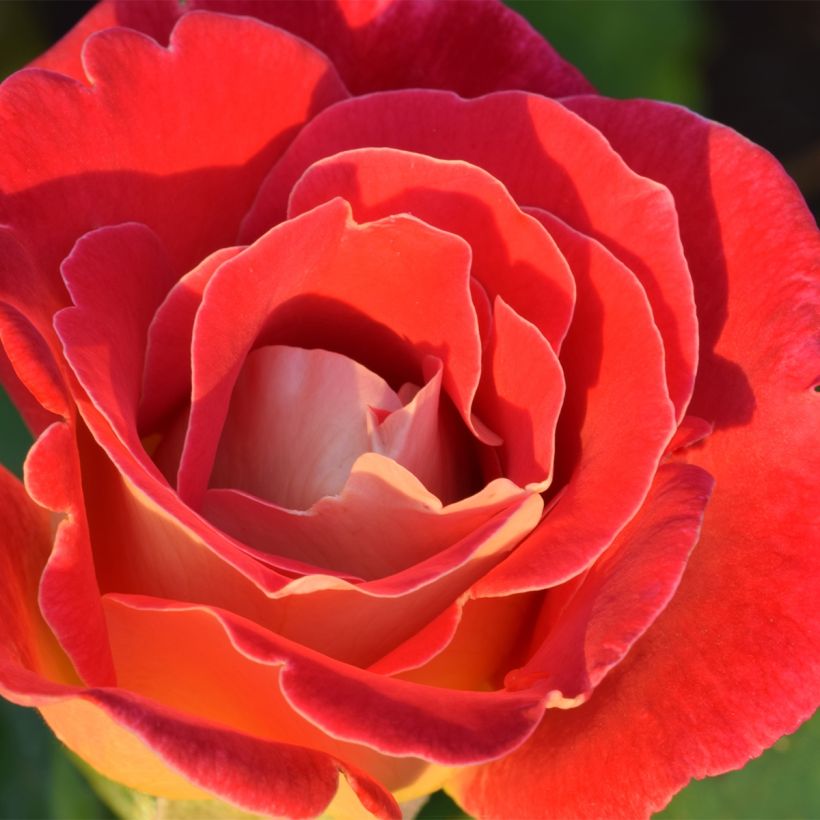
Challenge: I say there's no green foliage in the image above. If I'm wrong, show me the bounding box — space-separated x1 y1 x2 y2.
510 0 709 109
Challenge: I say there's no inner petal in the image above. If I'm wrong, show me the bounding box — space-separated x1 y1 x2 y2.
210 345 402 510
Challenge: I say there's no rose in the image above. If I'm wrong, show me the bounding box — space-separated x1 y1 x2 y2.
1 1 818 818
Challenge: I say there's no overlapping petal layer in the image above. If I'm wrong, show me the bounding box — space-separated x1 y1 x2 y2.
33 0 593 98
0 4 816 819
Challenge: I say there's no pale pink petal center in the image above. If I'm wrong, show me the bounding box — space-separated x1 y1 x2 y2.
210 345 404 510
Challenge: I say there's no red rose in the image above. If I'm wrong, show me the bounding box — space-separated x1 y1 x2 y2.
1 2 817 818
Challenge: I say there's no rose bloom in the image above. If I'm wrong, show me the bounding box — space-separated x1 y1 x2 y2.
0 1 817 818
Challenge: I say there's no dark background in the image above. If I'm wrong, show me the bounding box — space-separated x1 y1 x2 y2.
0 2 817 818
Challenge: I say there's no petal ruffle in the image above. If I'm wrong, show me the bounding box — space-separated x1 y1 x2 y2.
0 11 348 321
35 0 592 98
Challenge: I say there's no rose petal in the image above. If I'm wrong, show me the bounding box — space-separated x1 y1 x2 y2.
475 298 565 490
180 198 483 506
394 593 543 691
505 463 714 699
102 593 435 795
102 595 547 766
243 89 696 418
450 100 820 820
288 147 575 350
0 303 66 432
211 345 401 510
0 11 348 323
22 421 115 686
41 691 399 819
474 212 675 596
36 0 592 98
372 360 480 504
0 461 75 688
0 227 69 428
55 223 176 473
139 245 244 433
85 414 543 668
203 453 530 581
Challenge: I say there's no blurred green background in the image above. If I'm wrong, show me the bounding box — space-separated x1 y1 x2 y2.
0 1 817 818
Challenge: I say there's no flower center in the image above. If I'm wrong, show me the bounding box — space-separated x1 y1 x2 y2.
209 345 479 510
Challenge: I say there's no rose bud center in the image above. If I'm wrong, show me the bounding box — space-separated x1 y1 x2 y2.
209 345 483 511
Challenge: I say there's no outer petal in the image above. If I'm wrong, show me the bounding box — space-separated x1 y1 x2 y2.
101 595 547 766
24 422 115 686
0 463 76 689
36 0 592 97
0 11 348 320
242 90 696 418
0 228 70 430
453 102 820 818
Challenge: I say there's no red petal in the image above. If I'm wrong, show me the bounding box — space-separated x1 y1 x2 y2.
30 1 177 80
242 90 696 418
139 245 244 433
0 227 69 425
103 595 547 766
498 95 820 813
0 12 347 322
505 464 713 700
197 0 591 96
180 198 483 506
0 462 73 688
56 223 176 466
203 455 530 581
35 0 592 98
288 147 575 350
475 298 564 489
23 422 115 686
475 212 675 596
